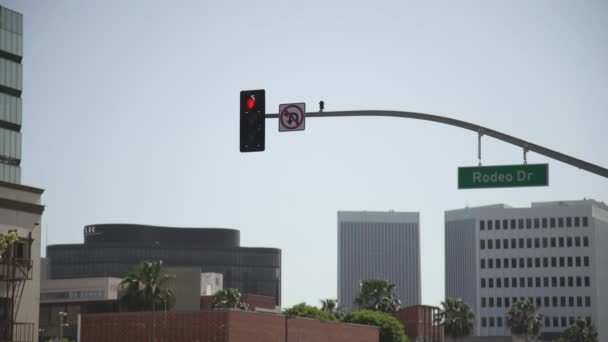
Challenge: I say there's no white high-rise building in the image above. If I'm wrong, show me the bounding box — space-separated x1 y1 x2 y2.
338 211 421 311
445 200 608 340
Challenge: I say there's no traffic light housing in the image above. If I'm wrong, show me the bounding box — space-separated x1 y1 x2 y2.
240 89 265 152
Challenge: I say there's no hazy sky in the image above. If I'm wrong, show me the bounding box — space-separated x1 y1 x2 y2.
4 0 607 308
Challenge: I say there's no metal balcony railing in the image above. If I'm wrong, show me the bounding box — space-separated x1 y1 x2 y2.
0 259 33 282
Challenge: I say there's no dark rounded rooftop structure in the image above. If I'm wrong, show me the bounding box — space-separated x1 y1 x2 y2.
82 223 240 248
46 224 281 305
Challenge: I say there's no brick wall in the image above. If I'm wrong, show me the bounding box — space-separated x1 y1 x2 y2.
80 310 379 342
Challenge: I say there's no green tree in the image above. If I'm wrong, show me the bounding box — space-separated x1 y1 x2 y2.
320 298 347 319
436 297 475 339
283 303 337 321
211 288 249 310
342 310 408 342
561 318 598 342
506 299 543 342
320 298 337 313
119 260 175 312
354 279 401 314
0 231 19 258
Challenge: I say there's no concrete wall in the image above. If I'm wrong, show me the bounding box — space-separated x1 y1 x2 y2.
592 205 608 342
0 182 43 341
164 266 202 311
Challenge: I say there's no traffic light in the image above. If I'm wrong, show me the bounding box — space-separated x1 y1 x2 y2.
240 89 265 152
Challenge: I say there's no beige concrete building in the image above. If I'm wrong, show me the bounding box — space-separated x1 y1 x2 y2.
0 181 44 341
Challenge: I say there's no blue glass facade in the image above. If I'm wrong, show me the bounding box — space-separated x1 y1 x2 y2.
0 6 23 183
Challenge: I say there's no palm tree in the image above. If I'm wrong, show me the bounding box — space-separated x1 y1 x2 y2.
506 299 543 342
436 297 475 339
561 318 598 342
354 279 401 314
320 299 337 313
211 288 249 310
120 260 175 312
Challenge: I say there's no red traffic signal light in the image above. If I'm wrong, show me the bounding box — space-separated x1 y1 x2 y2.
246 96 256 110
240 90 265 152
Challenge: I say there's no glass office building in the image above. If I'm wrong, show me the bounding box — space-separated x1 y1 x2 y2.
0 6 23 183
46 224 282 305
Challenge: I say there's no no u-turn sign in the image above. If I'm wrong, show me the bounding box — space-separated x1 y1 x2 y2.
279 103 305 132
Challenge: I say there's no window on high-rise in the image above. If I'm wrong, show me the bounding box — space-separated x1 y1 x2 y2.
543 277 549 287
510 219 516 229
576 277 582 287
558 218 564 228
481 259 486 269
519 258 524 268
497 317 503 328
505 297 510 308
497 297 502 307
481 297 486 308
560 297 566 307
544 297 550 307
568 257 573 267
503 239 509 249
502 220 508 230
481 278 486 288
551 257 557 267
497 278 502 288
575 237 581 247
511 239 516 248
567 237 572 247
575 256 581 267
482 317 487 327
574 217 580 227
542 238 548 248
526 219 532 229
569 297 574 307
527 238 532 249
552 297 558 307
550 217 556 228
518 219 524 229
489 259 494 269
495 220 500 230
488 240 493 249
584 256 589 267
535 258 540 268
512 277 518 288
480 220 485 230
542 218 548 228
496 258 501 269
535 277 541 287
489 278 494 288
582 217 588 227
559 237 564 247
504 258 509 268
527 258 532 268
489 317 495 328
504 278 510 288
551 237 556 247
568 277 573 287
543 258 548 267
489 297 494 307
583 236 589 247
480 240 485 249
577 296 582 307
585 277 590 287
520 277 525 288
488 220 493 230
560 277 565 287
534 218 540 228
496 239 501 249
566 217 572 227
585 297 591 307
527 277 533 288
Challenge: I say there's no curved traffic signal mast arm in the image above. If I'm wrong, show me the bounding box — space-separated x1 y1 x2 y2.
266 110 608 179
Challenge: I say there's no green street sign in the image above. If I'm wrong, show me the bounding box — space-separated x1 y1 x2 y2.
458 164 549 189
